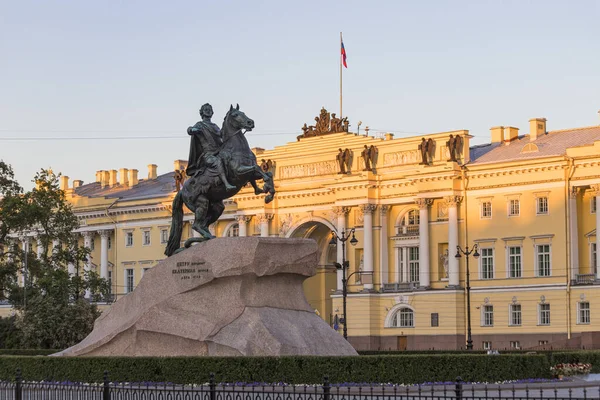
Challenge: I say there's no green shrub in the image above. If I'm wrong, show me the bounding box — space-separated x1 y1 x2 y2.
549 351 600 373
0 354 550 384
0 349 60 356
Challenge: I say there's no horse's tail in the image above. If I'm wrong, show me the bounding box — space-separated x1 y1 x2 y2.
164 191 184 257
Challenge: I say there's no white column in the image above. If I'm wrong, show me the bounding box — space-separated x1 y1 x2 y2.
380 205 390 286
20 237 29 287
99 230 110 280
333 206 351 291
258 214 273 237
67 234 77 276
416 198 432 288
569 188 579 280
446 196 462 287
82 231 94 299
360 204 377 290
592 185 600 280
35 234 43 259
52 239 60 255
235 215 251 237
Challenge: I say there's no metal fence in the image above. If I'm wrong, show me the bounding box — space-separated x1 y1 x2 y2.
1 370 599 400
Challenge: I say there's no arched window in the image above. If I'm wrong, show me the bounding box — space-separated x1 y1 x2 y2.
397 209 420 235
226 224 239 237
391 307 414 327
405 209 420 226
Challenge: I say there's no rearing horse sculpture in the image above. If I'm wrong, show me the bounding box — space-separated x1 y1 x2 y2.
165 105 275 256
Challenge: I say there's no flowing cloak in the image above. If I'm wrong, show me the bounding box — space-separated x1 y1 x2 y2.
186 120 222 178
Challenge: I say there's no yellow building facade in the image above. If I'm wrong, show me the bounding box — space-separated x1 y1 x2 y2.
13 111 600 351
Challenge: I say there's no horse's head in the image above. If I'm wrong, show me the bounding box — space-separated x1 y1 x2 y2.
223 104 255 136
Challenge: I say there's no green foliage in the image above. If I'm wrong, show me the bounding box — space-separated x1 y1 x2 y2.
0 317 22 349
0 349 59 356
0 162 110 349
0 354 550 384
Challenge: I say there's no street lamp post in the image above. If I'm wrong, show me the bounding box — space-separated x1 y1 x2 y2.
330 228 358 340
455 243 480 351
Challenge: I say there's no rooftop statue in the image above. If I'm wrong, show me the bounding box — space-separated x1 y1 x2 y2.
297 107 350 139
165 104 275 256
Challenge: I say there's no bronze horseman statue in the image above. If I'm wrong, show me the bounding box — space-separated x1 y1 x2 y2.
164 103 275 256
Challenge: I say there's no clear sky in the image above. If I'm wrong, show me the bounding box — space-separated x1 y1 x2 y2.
1 0 599 188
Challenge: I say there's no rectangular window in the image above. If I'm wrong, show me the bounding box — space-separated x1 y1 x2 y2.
592 197 597 214
409 247 419 283
481 248 494 279
592 243 597 275
510 304 522 326
143 231 151 246
108 236 112 249
431 313 439 327
537 197 548 215
160 229 168 244
578 302 590 324
510 341 521 349
126 269 134 293
508 246 522 278
536 244 551 277
482 341 492 350
538 340 549 346
509 199 520 216
90 239 95 251
107 271 112 294
482 305 494 326
125 232 133 247
481 201 492 219
539 303 551 325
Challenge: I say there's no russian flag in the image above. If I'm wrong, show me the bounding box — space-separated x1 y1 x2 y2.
341 40 348 68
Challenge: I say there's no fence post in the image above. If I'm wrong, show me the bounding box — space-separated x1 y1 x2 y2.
15 369 22 400
209 372 216 400
103 370 110 400
323 376 330 400
455 377 463 400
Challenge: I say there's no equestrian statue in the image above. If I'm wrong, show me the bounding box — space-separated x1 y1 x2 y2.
164 103 275 256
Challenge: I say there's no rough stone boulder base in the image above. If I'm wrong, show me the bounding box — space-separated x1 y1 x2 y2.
55 237 357 356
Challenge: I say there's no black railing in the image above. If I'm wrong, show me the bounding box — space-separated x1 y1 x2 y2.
1 370 599 400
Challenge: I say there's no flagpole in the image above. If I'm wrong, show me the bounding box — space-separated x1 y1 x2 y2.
340 32 343 120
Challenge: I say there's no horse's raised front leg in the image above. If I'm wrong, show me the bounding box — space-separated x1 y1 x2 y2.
249 179 265 195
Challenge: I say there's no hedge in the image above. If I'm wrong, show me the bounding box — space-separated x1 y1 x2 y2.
0 349 60 356
0 354 550 384
549 351 600 373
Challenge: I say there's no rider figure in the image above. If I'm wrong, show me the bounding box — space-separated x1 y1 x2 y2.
186 103 236 190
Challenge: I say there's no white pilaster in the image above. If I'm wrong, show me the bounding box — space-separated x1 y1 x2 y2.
380 205 390 285
446 196 462 287
258 214 273 237
35 234 43 259
99 230 110 281
20 236 30 287
235 215 252 237
333 206 351 291
360 204 377 290
82 231 94 299
67 234 77 276
416 198 432 288
569 188 580 280
592 185 600 280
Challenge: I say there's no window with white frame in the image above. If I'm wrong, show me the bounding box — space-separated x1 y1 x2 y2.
539 303 551 325
160 229 168 244
508 246 522 278
508 199 520 216
482 305 494 326
142 230 151 246
578 301 590 324
406 209 419 226
409 247 419 282
510 341 521 349
125 232 133 247
592 197 597 214
481 201 492 219
537 197 548 215
482 341 492 350
125 269 134 293
108 236 112 249
538 340 549 346
510 304 522 326
399 209 420 235
480 248 494 279
90 239 95 251
592 243 597 275
227 224 240 237
391 307 414 327
431 313 439 327
536 244 551 277
107 271 112 294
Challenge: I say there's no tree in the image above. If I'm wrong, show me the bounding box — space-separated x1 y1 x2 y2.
0 161 110 348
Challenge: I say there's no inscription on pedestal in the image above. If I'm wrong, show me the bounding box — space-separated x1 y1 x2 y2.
173 261 209 280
